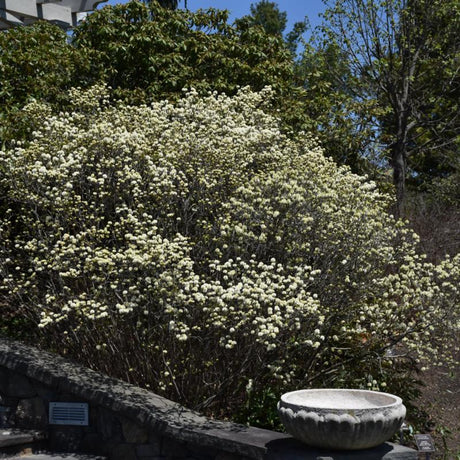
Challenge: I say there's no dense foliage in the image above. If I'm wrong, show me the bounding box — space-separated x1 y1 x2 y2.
72 1 293 103
242 1 287 36
1 0 457 208
1 86 458 425
294 41 381 177
0 1 307 143
0 21 91 143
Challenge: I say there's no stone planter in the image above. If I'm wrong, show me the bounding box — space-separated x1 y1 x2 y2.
277 389 406 450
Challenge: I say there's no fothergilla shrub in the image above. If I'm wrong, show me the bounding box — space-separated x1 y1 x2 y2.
1 84 458 425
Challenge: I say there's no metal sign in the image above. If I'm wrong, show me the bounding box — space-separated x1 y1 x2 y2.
49 402 89 426
414 434 436 452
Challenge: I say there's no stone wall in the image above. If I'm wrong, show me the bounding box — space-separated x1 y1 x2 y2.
0 338 417 460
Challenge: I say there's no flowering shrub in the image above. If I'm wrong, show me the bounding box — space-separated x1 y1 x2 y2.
1 85 459 424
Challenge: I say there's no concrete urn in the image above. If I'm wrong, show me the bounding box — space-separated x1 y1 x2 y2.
277 389 406 450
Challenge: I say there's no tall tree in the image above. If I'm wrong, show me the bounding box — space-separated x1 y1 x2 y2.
247 0 287 35
323 0 460 214
143 0 179 10
238 1 308 55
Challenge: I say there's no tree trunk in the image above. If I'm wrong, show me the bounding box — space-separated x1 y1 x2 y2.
390 96 411 218
391 140 406 218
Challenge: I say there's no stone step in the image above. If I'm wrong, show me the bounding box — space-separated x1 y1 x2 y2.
0 429 47 457
0 430 47 450
0 428 46 459
0 430 106 460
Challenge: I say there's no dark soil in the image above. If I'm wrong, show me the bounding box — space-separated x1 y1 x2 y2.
414 364 460 458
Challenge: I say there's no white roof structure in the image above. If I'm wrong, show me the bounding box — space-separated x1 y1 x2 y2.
0 0 108 30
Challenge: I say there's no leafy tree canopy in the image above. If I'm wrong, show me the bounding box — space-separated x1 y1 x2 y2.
0 1 305 143
247 0 287 35
72 1 294 103
236 1 308 56
0 21 91 143
294 41 383 177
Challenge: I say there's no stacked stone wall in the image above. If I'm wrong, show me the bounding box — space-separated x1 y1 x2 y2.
0 338 417 460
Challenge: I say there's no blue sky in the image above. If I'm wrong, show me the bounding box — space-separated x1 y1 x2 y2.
103 0 328 35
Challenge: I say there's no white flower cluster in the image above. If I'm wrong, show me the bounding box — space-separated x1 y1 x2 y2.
1 84 458 410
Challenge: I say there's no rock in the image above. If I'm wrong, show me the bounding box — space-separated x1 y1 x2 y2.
8 374 36 398
161 438 189 457
14 397 47 429
110 443 138 460
122 418 149 443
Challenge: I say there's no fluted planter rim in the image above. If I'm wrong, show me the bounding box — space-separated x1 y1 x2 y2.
279 388 403 413
277 388 406 450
